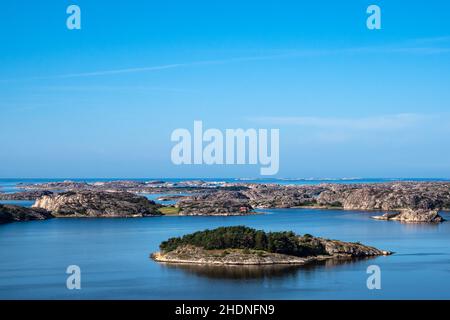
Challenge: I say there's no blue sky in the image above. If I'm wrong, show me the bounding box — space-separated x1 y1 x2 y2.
1 0 450 178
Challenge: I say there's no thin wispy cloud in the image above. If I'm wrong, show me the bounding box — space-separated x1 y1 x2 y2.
56 64 184 78
3 54 310 82
2 36 450 82
34 84 196 94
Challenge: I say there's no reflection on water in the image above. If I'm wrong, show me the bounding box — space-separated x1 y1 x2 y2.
162 263 301 280
160 256 378 280
396 252 448 256
389 221 442 231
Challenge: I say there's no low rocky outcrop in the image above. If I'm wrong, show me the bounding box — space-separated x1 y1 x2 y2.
372 209 444 223
0 204 53 224
319 238 390 257
33 191 163 218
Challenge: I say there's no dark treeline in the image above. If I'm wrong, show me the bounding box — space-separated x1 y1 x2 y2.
159 226 327 257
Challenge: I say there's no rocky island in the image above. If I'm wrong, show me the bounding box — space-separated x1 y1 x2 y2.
151 226 391 266
371 209 444 223
33 191 162 218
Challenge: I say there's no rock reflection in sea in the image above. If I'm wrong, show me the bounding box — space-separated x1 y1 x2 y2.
158 257 378 280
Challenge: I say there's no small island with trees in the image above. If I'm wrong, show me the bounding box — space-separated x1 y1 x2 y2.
151 226 391 266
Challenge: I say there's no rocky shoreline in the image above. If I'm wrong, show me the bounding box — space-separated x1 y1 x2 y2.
152 245 391 266
152 227 391 266
152 246 317 265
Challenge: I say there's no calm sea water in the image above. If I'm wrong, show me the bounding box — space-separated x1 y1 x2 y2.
0 210 449 299
1 179 450 299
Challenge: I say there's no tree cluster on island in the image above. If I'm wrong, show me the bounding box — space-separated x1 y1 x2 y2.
159 226 326 257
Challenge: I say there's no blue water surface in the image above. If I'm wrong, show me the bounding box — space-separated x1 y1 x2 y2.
0 208 449 300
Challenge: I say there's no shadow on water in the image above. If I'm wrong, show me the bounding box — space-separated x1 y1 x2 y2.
159 256 379 280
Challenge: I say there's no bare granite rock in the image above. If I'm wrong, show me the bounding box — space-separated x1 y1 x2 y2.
33 191 162 218
372 209 444 223
320 238 391 257
176 191 253 215
314 182 450 211
242 184 326 208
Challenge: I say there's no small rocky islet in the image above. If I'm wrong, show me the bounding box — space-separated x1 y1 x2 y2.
151 226 392 266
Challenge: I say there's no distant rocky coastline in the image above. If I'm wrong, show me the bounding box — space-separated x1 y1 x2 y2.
151 226 391 266
1 179 449 223
0 190 53 200
173 181 449 222
16 180 225 195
